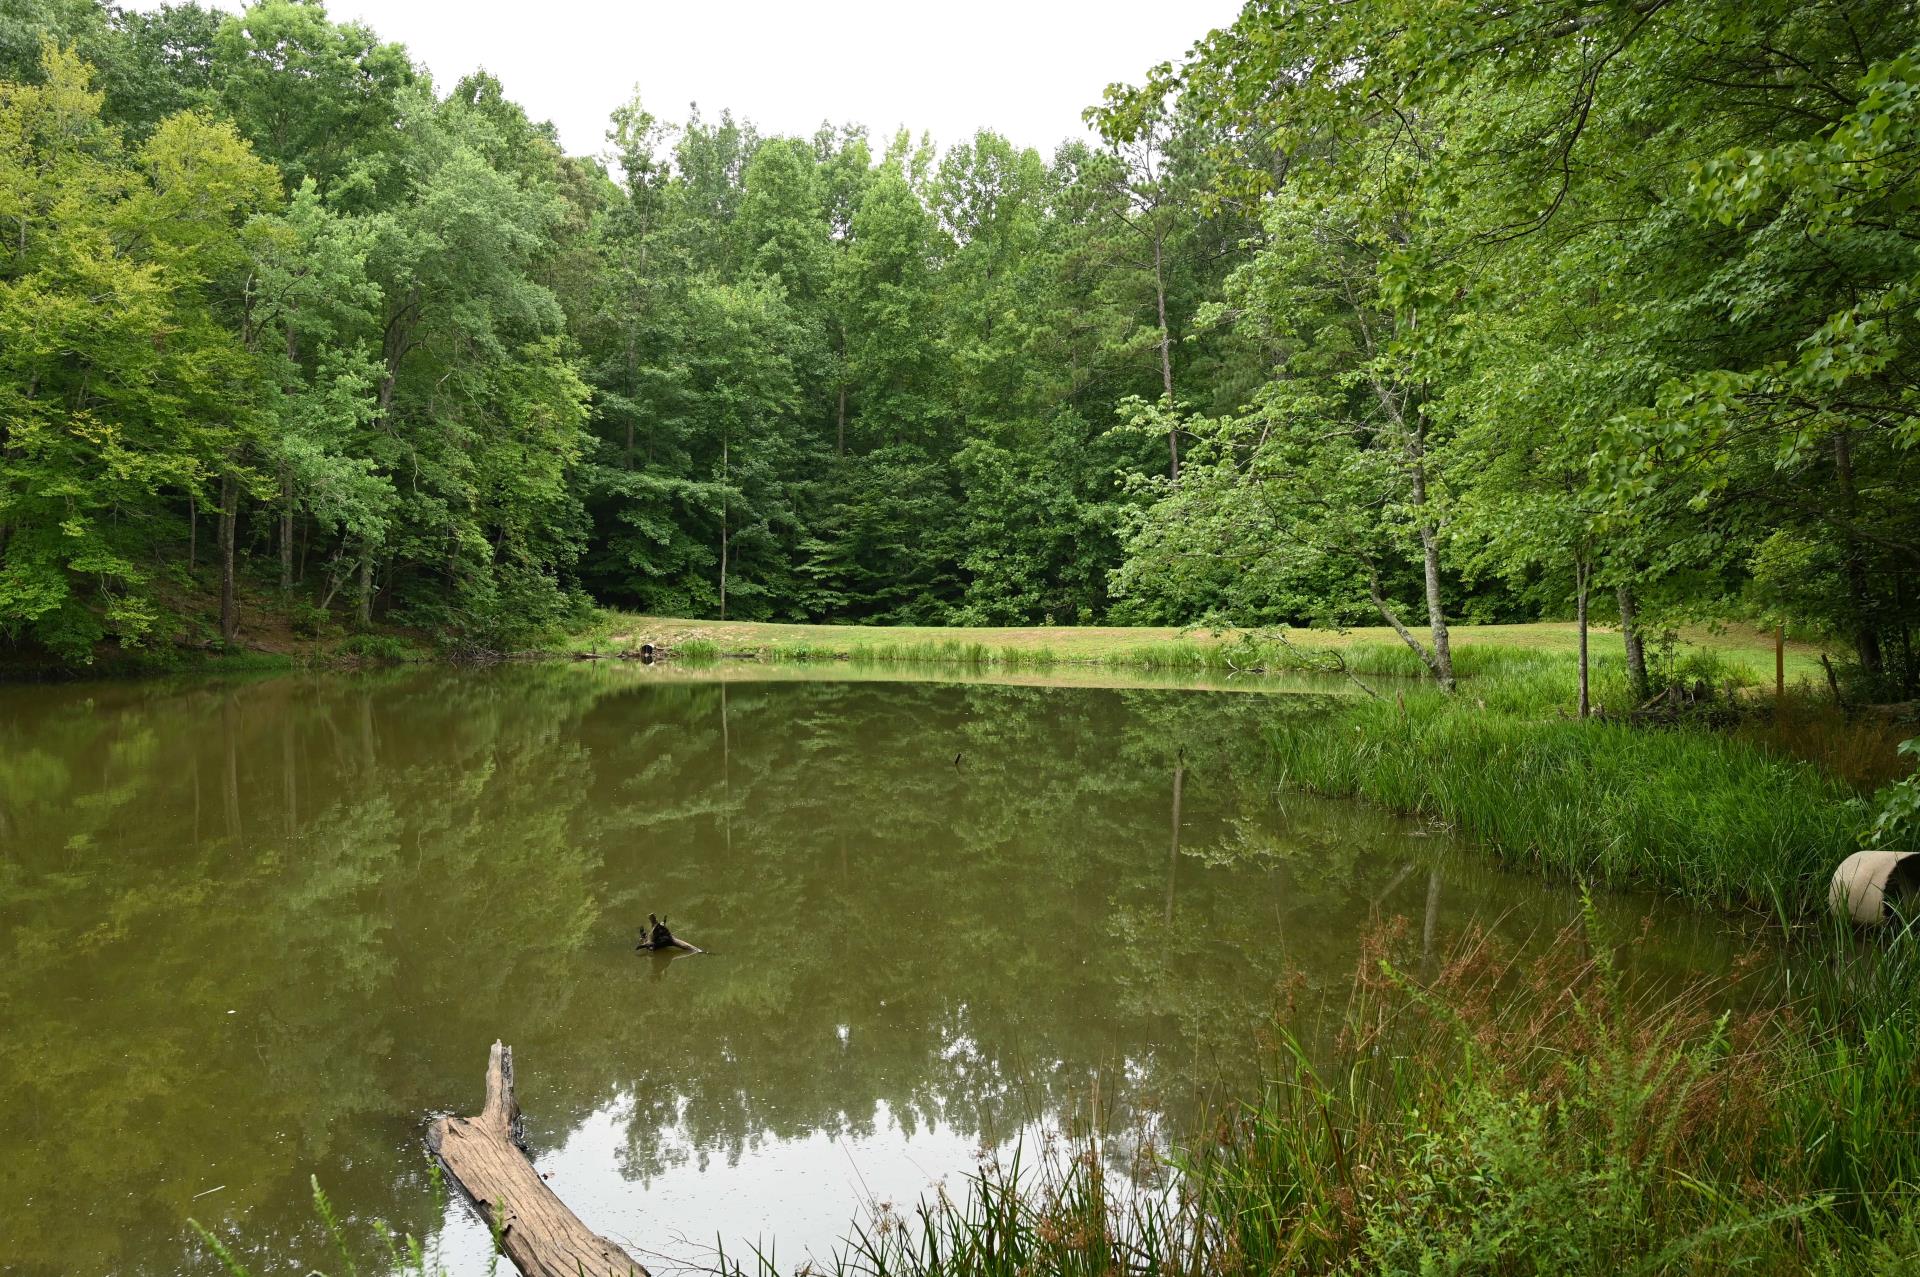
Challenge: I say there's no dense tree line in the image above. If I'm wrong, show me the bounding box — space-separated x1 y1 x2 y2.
4 0 1918 694
0 0 1262 660
1099 0 1920 697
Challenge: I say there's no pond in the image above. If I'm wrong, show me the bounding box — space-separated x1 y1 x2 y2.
0 665 1753 1276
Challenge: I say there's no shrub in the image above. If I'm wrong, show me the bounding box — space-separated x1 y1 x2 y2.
288 602 330 639
334 633 420 665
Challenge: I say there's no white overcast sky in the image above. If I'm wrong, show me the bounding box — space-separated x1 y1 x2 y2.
132 0 1245 161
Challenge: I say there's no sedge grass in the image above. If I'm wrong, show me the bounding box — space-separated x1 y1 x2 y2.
1264 655 1862 916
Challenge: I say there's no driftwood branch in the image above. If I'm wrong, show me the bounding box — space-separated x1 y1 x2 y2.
426 1041 646 1277
1268 629 1384 700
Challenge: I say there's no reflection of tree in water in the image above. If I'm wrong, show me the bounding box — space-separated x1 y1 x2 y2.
0 670 610 1275
0 670 1749 1276
566 682 1308 1185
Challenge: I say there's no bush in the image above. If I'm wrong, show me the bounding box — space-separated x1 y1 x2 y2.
333 633 420 665
288 602 330 639
1863 740 1920 850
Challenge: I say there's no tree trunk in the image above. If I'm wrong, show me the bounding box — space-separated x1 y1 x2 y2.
718 437 729 621
1617 583 1648 701
1418 523 1454 691
427 1042 648 1277
279 465 295 592
188 491 197 571
218 473 238 645
635 915 703 954
1833 429 1885 674
623 327 637 468
1368 567 1447 684
1576 558 1591 718
1153 226 1177 481
1405 417 1453 690
1776 622 1786 701
836 384 848 458
356 546 374 626
1899 572 1917 696
280 324 300 594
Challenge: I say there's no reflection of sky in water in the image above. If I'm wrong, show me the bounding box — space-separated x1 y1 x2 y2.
427 1098 1162 1275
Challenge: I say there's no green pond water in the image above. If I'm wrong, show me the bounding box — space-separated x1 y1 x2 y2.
0 665 1755 1275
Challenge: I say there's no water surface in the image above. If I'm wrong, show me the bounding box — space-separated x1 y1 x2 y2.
0 666 1749 1275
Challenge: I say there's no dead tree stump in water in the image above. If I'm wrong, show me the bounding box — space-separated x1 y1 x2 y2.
426 1041 646 1277
635 913 702 954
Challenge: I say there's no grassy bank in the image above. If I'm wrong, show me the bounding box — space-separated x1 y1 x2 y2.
1266 654 1871 916
9 602 1831 685
573 613 1832 683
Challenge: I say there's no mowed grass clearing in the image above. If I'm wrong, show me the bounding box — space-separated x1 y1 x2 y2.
573 613 1829 682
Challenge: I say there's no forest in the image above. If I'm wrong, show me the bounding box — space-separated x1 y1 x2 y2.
4 0 1916 692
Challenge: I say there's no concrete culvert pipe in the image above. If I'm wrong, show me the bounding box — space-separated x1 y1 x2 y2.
1829 850 1920 926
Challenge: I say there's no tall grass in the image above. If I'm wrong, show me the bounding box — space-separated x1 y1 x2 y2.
627 630 1728 688
190 1165 487 1277
1739 691 1917 791
1264 661 1861 916
714 634 1476 677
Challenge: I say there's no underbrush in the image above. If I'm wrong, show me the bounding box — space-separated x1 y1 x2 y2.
333 633 427 665
1739 692 1917 792
666 633 1533 677
585 624 1753 692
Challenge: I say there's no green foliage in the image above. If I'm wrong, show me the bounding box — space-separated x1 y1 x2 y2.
569 88 1225 629
1864 740 1920 850
1096 0 1920 695
333 633 422 664
12 0 1920 700
287 601 330 638
1 14 593 664
0 45 277 659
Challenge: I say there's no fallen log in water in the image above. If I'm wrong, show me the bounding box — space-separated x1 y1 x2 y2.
426 1041 647 1277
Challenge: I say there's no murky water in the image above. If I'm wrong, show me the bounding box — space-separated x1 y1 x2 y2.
0 666 1750 1275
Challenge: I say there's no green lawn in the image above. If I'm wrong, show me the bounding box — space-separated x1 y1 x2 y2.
572 613 1829 682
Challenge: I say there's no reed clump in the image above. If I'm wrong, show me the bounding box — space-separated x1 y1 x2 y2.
1265 662 1862 916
